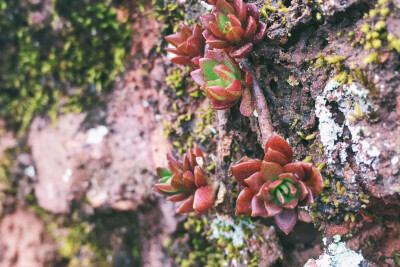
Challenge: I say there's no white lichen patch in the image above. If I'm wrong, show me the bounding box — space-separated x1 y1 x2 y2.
304 235 364 267
392 156 399 165
209 218 254 247
315 80 380 171
24 165 36 178
200 1 213 11
62 168 72 183
86 125 108 144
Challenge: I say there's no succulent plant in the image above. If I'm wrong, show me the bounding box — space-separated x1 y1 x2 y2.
165 23 206 67
190 49 254 116
154 146 219 214
200 0 267 58
231 134 325 234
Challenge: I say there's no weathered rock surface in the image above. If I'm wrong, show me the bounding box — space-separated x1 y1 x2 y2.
0 209 61 267
1 0 400 266
28 17 170 213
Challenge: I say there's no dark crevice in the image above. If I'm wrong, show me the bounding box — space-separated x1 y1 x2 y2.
269 78 278 95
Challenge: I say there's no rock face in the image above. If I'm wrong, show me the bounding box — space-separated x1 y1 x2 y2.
28 2 172 214
1 0 399 266
25 7 179 267
0 209 60 267
29 113 87 213
248 0 400 264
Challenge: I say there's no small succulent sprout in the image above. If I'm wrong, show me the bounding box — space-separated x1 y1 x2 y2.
154 146 219 215
165 23 205 67
190 49 254 116
200 0 267 58
231 133 324 235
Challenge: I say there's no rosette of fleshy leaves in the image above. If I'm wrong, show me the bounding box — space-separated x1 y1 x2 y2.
231 134 325 234
190 49 254 116
154 146 219 215
165 23 205 67
200 0 267 58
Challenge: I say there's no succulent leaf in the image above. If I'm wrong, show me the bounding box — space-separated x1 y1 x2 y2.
251 195 268 217
190 69 207 86
156 167 172 179
183 171 196 192
177 196 195 213
264 202 283 216
274 209 298 235
239 86 254 117
167 192 191 202
226 26 245 43
235 187 253 215
244 172 264 194
257 182 271 201
194 166 208 187
234 0 247 24
283 198 298 209
200 58 221 80
216 0 235 14
264 134 294 163
305 167 325 196
244 16 257 40
283 162 305 181
193 182 219 213
264 147 291 166
231 157 262 185
213 64 237 85
261 161 284 181
254 21 267 43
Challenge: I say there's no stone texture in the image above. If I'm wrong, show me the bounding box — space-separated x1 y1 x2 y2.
0 209 60 267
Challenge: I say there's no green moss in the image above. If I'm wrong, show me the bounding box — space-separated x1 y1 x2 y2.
305 133 316 140
151 0 186 39
353 0 399 64
388 33 400 53
363 52 379 64
0 0 132 135
47 210 141 267
333 70 350 86
173 216 262 267
302 156 312 162
260 0 293 36
164 106 216 154
277 1 289 13
166 67 204 98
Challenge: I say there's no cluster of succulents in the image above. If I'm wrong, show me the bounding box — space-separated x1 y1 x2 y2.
231 134 325 234
158 0 325 235
164 0 266 117
154 134 324 234
154 146 219 214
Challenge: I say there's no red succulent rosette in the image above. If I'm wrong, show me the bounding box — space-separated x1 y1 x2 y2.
153 146 219 215
231 134 325 234
200 0 267 58
165 23 205 67
190 49 254 116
